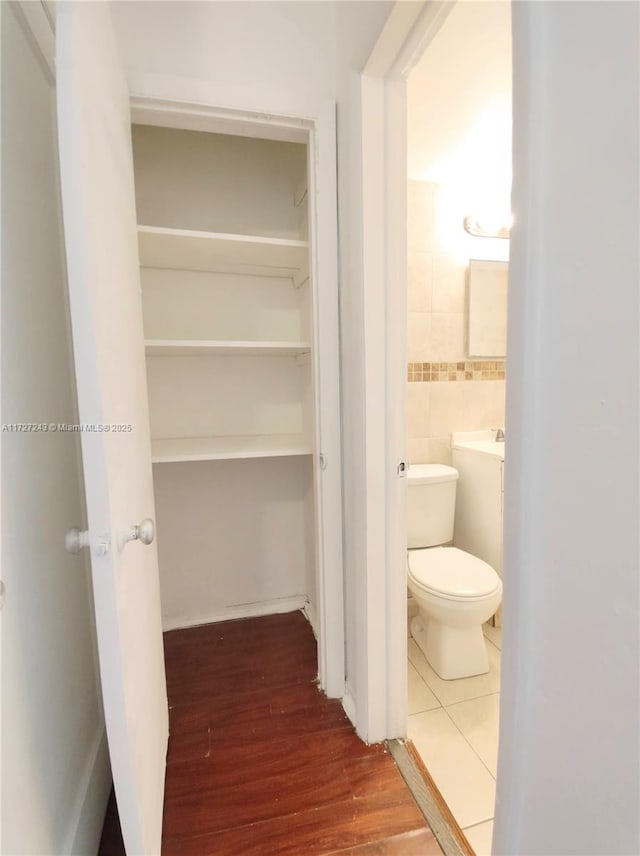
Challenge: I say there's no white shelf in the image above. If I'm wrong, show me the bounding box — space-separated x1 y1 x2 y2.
145 339 311 357
151 434 312 464
138 225 308 277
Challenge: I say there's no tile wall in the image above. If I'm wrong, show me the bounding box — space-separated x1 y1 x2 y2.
407 180 506 465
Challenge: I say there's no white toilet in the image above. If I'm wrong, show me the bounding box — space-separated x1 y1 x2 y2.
407 464 502 680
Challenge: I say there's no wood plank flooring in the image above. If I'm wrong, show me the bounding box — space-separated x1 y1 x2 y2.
99 610 441 855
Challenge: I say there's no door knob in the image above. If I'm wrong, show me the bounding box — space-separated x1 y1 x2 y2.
122 518 155 547
134 518 155 545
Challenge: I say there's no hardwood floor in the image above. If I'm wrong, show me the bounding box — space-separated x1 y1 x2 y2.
99 611 441 855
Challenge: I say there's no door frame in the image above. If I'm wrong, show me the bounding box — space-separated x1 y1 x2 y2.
356 1 455 743
129 94 345 699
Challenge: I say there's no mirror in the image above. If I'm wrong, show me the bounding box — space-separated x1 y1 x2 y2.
467 259 508 358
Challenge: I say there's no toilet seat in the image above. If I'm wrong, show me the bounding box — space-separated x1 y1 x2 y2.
408 547 501 601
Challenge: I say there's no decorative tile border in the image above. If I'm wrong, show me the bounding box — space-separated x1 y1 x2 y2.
408 361 506 382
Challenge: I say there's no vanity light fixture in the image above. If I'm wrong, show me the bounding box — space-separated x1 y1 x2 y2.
463 215 511 240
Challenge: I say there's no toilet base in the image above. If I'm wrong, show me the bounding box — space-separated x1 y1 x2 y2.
411 615 489 680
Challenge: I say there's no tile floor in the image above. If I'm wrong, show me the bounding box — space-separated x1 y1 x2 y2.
407 611 502 855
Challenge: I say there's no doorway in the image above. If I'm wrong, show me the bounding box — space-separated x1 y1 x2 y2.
404 3 511 853
358 1 512 853
127 97 345 698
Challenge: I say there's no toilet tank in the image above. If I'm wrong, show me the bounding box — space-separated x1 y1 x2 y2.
407 464 458 548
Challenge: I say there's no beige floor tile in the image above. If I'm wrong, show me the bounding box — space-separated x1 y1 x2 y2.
463 820 494 855
445 693 500 776
408 637 501 707
408 708 496 828
407 661 441 714
483 622 502 651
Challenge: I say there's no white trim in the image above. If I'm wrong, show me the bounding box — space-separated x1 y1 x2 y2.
364 1 453 80
384 77 410 740
0 8 4 845
162 596 309 633
130 95 310 143
307 101 345 699
356 1 456 742
363 2 425 77
127 74 321 135
360 73 390 743
130 93 345 699
391 1 455 80
64 728 111 856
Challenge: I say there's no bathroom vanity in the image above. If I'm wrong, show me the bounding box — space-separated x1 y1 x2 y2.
452 431 505 625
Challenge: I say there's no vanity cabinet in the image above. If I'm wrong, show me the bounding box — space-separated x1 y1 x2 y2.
452 439 504 626
452 442 504 579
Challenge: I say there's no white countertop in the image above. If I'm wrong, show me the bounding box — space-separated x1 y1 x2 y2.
451 439 505 460
451 431 505 461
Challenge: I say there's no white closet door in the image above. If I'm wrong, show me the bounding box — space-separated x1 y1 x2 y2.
56 4 168 853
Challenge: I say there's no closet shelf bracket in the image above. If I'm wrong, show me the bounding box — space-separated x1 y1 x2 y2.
294 177 308 208
293 269 310 290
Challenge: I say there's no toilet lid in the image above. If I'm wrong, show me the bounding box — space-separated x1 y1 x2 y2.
408 547 500 599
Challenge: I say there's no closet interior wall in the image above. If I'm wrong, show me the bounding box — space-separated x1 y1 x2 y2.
131 125 317 631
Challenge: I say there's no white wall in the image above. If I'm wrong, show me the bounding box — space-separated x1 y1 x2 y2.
154 458 313 629
407 0 511 192
132 124 307 239
112 1 338 108
141 268 308 342
112 0 386 119
1 5 110 853
146 355 308 439
495 2 639 853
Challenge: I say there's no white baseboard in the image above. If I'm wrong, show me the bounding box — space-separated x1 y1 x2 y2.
65 726 112 855
162 595 308 631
